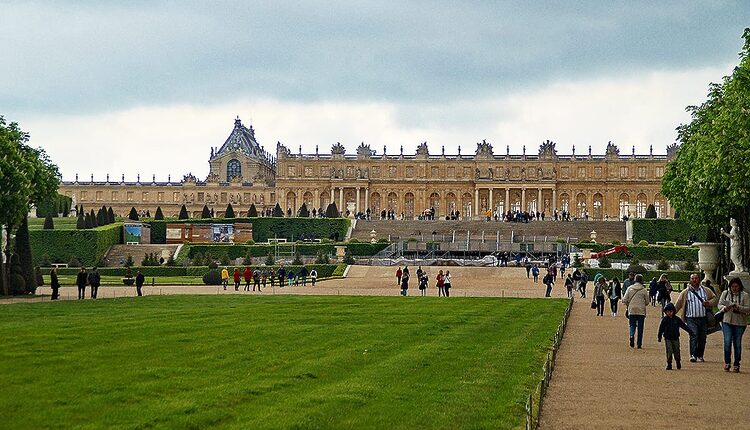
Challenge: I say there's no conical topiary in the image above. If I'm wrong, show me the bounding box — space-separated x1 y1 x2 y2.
76 213 85 229
224 203 235 218
154 206 164 220
201 205 211 219
108 207 115 223
248 203 258 217
90 209 98 227
43 214 54 230
272 203 284 217
128 207 139 221
325 202 339 218
84 213 93 229
178 204 189 220
298 203 309 217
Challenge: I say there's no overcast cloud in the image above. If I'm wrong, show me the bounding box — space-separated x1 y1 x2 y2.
2 1 749 180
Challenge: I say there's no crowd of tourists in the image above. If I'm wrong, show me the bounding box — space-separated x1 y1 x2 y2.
555 267 749 373
48 266 147 300
395 266 453 297
220 265 319 291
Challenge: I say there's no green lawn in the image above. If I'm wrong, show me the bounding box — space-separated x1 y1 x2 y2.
0 296 567 429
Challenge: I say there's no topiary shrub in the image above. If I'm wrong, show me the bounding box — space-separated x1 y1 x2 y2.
178 204 189 220
325 202 339 218
627 257 647 274
43 214 54 230
9 254 26 295
128 207 139 221
69 256 81 267
292 252 303 265
224 203 235 218
637 240 649 247
248 204 258 217
202 268 222 285
657 259 670 271
343 250 355 265
154 206 164 220
598 255 612 268
298 203 309 218
265 252 275 266
124 254 133 268
243 250 253 266
645 204 657 219
272 203 284 217
76 213 85 229
663 241 675 247
201 205 211 219
315 250 330 264
34 266 44 290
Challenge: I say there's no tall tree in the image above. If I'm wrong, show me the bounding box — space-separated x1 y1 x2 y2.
662 28 750 270
107 206 115 223
76 213 86 229
96 207 105 226
178 204 189 220
85 213 93 229
90 209 98 228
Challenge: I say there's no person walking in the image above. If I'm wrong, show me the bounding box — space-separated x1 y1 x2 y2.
287 269 295 287
658 302 694 370
233 268 241 291
543 271 554 298
622 274 649 349
135 270 145 297
622 271 636 296
531 264 540 283
579 269 589 298
277 266 286 288
243 266 252 291
564 273 574 299
261 269 268 289
299 266 308 286
572 268 582 296
396 267 403 285
674 273 718 362
608 277 622 317
656 273 673 313
50 267 60 300
400 270 409 296
593 274 607 316
444 270 452 297
436 270 445 297
419 271 428 296
76 266 87 300
88 267 101 299
253 268 261 291
221 267 229 290
525 261 532 278
269 268 276 289
718 277 750 372
310 268 318 286
649 276 658 307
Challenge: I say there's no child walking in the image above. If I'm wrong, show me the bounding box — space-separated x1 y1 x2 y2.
657 303 694 370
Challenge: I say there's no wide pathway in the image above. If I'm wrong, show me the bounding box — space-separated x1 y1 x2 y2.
539 294 750 429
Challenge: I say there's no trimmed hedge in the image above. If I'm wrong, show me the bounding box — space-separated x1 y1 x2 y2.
53 264 344 279
179 242 389 261
30 223 122 266
575 243 697 262
346 242 390 256
632 219 707 245
588 268 696 284
147 217 350 244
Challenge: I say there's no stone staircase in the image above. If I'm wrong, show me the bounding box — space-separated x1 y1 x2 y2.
104 244 180 267
351 219 626 245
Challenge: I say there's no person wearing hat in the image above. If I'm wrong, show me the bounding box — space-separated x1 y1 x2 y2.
593 273 607 316
658 302 694 370
718 277 750 372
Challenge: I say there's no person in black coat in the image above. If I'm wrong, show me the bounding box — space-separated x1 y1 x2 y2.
88 267 101 299
135 270 145 297
277 266 286 288
50 268 60 300
76 266 88 300
658 303 694 370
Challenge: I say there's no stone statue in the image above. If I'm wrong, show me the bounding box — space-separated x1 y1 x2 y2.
475 168 480 179
722 218 746 273
488 168 493 179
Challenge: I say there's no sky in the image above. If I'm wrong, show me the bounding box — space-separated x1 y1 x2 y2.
2 1 749 181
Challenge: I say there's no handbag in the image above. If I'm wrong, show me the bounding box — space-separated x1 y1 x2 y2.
591 299 597 309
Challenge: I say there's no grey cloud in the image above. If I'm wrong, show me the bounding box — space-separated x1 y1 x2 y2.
1 0 748 115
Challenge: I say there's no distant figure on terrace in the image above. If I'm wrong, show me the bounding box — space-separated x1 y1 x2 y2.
233 268 241 291
243 266 252 291
221 267 229 290
50 268 60 300
396 267 403 285
135 270 145 297
76 266 87 300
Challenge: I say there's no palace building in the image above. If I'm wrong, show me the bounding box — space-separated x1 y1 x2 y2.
60 117 677 220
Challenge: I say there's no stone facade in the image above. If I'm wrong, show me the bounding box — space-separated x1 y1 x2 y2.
60 118 676 220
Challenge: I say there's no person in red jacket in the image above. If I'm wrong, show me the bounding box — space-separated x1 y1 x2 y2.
243 266 252 292
233 268 241 291
396 267 403 285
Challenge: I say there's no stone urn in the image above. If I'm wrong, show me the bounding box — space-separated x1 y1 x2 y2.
694 242 721 284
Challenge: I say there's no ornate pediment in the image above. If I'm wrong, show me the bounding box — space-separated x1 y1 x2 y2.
666 142 679 159
331 142 346 156
416 141 429 156
605 141 619 159
475 139 493 158
538 140 557 159
205 172 220 183
356 142 374 157
277 142 291 159
182 173 197 184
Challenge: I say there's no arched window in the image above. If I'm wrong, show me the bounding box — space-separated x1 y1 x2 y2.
619 193 630 219
227 159 242 181
636 193 647 218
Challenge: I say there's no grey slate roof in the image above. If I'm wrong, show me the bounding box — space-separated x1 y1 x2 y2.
216 117 264 158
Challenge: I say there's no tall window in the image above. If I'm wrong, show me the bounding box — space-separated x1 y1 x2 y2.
227 159 242 181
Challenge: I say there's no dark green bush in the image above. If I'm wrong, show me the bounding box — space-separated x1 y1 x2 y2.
632 219 707 245
657 259 670 271
178 205 189 220
43 214 54 230
128 207 139 221
597 255 611 268
203 269 222 285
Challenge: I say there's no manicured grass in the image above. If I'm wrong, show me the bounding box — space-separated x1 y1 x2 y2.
0 296 568 429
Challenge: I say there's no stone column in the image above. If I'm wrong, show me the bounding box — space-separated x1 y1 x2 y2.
356 187 361 214
552 189 557 212
339 187 345 212
521 188 526 212
330 187 334 206
505 188 510 213
474 189 479 220
666 199 671 218
365 187 369 213
489 188 494 214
